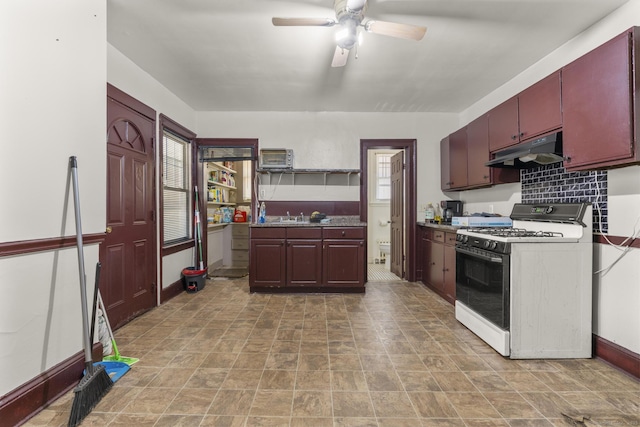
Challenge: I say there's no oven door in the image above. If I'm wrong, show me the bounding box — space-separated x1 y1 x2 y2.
455 245 510 330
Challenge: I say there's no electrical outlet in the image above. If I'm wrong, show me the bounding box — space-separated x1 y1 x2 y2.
260 189 266 198
489 204 494 213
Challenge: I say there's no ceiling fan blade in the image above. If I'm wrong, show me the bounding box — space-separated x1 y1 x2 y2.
331 45 349 67
272 17 336 27
364 20 427 41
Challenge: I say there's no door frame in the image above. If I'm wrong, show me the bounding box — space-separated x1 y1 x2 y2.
104 84 158 327
360 139 417 282
194 138 259 264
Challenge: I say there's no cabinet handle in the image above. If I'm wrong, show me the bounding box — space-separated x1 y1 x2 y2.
511 135 517 140
565 156 571 163
519 132 524 138
359 241 363 246
341 231 346 236
483 175 489 179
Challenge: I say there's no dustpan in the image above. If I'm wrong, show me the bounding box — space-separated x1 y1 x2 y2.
89 361 130 383
98 292 139 366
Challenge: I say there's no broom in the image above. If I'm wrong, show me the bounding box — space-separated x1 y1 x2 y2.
68 156 113 427
99 291 139 366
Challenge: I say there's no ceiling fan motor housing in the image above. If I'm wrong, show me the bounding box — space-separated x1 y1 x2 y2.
335 0 365 49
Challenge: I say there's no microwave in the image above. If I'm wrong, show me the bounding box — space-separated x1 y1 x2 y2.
259 149 294 169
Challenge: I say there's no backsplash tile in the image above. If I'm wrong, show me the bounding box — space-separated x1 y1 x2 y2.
521 162 608 233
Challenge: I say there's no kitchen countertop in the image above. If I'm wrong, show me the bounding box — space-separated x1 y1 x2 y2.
251 215 367 227
417 221 460 232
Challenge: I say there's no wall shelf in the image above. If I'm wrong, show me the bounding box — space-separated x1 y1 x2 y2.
257 169 360 186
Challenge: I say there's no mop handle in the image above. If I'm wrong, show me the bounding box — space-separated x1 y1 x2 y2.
70 156 93 367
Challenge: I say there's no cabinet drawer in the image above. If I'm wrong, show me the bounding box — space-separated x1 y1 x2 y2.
232 250 249 262
323 227 365 239
232 224 250 237
286 227 322 239
251 227 286 239
232 239 249 250
433 230 445 243
445 232 457 246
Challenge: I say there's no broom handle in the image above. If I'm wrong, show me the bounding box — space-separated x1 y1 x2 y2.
70 156 93 368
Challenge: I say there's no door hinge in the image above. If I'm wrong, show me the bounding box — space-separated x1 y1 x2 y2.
151 210 156 222
151 282 157 293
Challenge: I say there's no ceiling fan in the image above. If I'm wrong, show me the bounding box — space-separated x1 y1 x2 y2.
272 0 427 67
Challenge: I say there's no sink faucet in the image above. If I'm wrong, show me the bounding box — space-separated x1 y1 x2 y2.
299 212 304 222
286 211 290 221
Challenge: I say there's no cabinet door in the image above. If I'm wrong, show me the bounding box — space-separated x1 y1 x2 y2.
440 136 452 191
518 71 562 140
427 241 444 291
287 239 322 286
466 115 491 187
442 244 456 304
488 96 519 152
249 238 286 288
323 240 365 287
563 30 636 170
448 127 468 189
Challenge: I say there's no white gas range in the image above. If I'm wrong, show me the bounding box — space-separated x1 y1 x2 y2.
454 203 593 359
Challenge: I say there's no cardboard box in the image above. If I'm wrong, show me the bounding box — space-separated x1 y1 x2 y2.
452 216 513 227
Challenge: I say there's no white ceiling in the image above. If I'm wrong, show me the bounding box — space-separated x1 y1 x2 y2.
107 0 630 113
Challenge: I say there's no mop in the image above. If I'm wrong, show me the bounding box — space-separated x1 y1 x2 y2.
99 292 139 366
194 186 204 270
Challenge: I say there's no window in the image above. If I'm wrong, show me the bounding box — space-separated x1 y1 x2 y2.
163 131 191 245
242 160 252 202
375 153 392 202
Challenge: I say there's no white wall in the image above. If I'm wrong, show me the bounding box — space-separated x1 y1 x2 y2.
457 0 640 354
195 111 459 217
0 0 106 395
107 44 198 290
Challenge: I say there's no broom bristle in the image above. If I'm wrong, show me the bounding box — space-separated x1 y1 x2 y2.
68 364 113 427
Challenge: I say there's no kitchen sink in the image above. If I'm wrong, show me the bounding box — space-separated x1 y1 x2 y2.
277 218 309 224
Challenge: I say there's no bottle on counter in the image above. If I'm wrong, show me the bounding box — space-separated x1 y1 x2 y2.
425 203 435 222
259 201 266 223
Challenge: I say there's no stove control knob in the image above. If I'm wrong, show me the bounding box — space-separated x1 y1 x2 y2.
489 241 498 250
463 235 468 243
483 240 491 249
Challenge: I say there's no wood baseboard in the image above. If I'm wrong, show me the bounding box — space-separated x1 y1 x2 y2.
0 345 102 427
160 278 184 303
593 334 640 379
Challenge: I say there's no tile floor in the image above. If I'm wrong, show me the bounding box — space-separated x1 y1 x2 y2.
25 277 639 427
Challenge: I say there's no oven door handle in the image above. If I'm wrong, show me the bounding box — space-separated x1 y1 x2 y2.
456 246 504 264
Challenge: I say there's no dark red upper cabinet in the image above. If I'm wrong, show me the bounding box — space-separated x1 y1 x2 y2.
562 27 640 170
518 71 563 141
448 127 468 189
488 96 519 152
488 71 562 152
440 136 451 191
466 114 491 187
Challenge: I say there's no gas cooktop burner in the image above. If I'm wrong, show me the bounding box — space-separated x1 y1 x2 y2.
468 227 565 238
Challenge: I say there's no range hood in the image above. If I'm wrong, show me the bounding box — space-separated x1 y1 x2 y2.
486 132 564 169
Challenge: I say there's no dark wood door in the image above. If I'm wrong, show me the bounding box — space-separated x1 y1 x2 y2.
427 240 444 291
488 96 519 152
448 127 468 189
286 239 322 286
442 237 456 304
249 238 286 288
323 240 364 287
105 97 156 329
518 71 562 140
390 151 404 278
563 29 635 170
440 136 451 191
466 116 491 188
